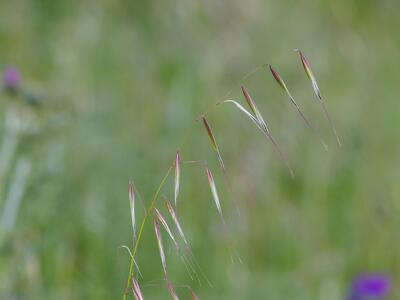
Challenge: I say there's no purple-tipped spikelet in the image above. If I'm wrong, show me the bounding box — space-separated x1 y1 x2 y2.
131 276 145 300
202 117 226 173
268 65 289 93
296 50 321 99
295 49 341 146
153 219 167 278
241 86 268 130
174 151 181 207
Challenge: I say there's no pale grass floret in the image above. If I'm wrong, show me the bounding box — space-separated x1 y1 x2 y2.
128 180 136 239
174 151 181 207
205 166 226 226
153 219 167 277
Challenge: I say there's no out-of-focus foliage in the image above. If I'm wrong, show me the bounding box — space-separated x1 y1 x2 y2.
0 0 399 299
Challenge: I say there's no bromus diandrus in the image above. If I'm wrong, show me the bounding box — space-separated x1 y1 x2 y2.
121 50 340 299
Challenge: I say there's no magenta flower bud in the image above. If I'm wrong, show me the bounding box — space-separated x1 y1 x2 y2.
3 66 20 91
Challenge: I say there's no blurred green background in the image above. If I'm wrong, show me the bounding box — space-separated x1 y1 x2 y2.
1 0 399 299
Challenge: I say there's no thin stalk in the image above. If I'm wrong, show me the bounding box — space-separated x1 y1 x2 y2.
122 164 173 300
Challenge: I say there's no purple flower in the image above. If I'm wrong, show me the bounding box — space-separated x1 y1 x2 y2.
3 66 21 91
348 274 391 300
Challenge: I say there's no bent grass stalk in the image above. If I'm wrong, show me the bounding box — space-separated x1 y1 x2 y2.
122 51 335 298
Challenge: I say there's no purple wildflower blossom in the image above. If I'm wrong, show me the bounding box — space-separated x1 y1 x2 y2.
348 274 391 300
3 66 21 91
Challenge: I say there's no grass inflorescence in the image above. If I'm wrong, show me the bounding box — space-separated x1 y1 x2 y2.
121 50 340 299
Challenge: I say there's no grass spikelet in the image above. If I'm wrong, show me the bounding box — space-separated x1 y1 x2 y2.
202 117 226 173
128 180 136 240
241 86 268 130
154 208 179 250
268 64 328 151
295 49 341 147
153 218 167 278
167 281 180 300
154 207 196 280
131 276 144 300
165 200 189 247
174 151 181 207
225 88 294 177
205 166 226 227
165 200 212 287
269 65 312 129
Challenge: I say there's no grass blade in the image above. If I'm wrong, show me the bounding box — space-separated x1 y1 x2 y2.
295 49 341 146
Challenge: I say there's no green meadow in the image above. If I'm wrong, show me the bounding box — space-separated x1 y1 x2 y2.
0 1 399 299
